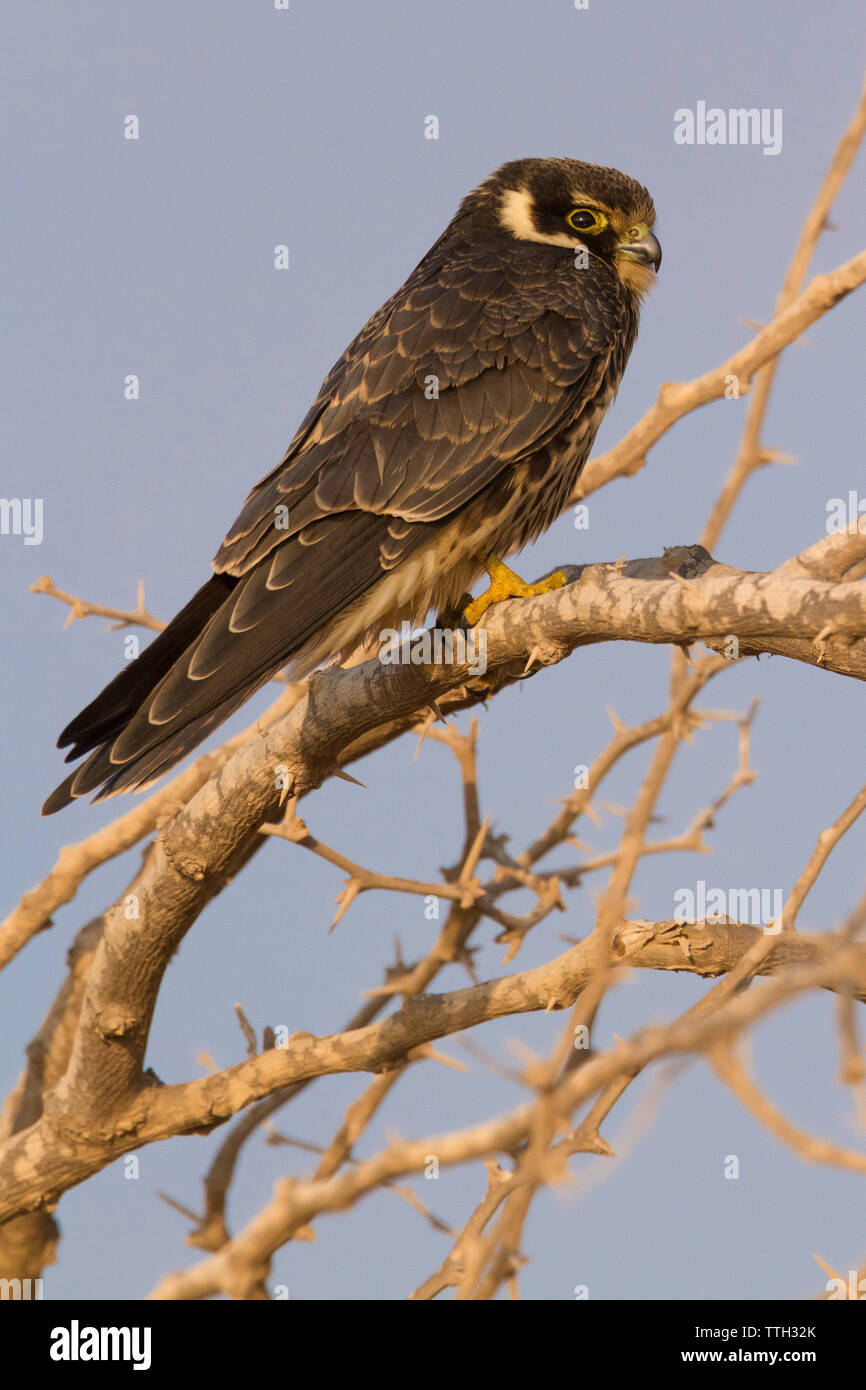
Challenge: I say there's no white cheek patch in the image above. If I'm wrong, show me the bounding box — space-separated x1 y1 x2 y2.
498 188 578 248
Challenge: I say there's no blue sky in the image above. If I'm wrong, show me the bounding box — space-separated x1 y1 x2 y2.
2 1 865 1299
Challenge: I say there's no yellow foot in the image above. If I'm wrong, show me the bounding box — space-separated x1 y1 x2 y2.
463 557 567 626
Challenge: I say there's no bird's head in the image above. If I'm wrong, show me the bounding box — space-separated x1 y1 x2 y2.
469 157 661 298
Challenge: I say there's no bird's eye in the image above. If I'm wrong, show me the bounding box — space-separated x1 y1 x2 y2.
567 207 606 233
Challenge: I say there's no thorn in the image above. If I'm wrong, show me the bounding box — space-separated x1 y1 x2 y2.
330 878 362 930
605 704 627 734
156 1190 201 1223
501 934 522 966
333 767 365 788
413 710 437 761
458 814 491 884
406 1043 470 1073
811 1252 842 1283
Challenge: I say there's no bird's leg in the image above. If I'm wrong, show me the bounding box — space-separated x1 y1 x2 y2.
463 555 567 626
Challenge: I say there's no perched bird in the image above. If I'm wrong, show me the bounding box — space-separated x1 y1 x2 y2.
43 157 660 814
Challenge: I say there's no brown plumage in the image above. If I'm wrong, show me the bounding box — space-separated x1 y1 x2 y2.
43 157 660 813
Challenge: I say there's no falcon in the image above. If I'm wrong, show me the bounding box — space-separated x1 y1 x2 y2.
43 157 660 814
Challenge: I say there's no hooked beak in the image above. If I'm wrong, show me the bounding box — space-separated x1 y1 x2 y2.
616 229 662 273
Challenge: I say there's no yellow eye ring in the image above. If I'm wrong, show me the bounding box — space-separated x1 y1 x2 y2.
566 207 607 234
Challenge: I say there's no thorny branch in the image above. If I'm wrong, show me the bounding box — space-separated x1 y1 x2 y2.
3 80 866 1301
